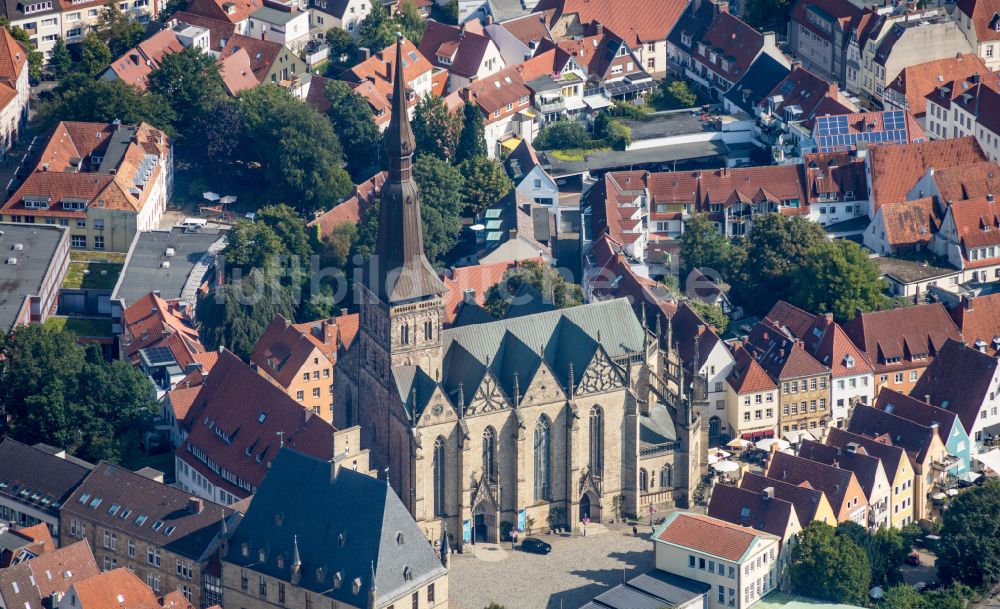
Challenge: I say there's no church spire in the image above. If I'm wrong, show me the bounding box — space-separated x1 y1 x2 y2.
371 33 445 304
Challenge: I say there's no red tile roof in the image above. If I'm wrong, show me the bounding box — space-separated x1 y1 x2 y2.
584 233 676 327
727 343 779 394
911 338 999 435
0 27 28 85
460 48 561 122
419 20 498 78
341 38 432 123
121 292 204 367
219 34 285 81
762 67 849 120
887 53 990 116
492 13 553 47
802 153 868 205
866 137 987 211
185 0 262 24
946 196 1000 264
879 197 941 249
68 568 161 609
250 314 326 388
178 350 335 498
694 10 766 83
167 386 202 422
646 165 807 217
107 29 185 91
533 0 687 46
956 0 1000 42
842 302 961 371
307 172 386 237
172 12 237 51
746 318 828 380
950 293 1000 356
220 48 259 94
657 512 773 561
0 540 100 609
14 523 55 555
442 260 524 323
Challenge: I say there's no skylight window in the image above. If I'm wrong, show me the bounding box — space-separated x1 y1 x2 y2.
108 504 120 515
119 509 131 519
135 515 148 526
163 526 176 536
88 497 102 509
258 412 267 424
79 493 90 504
151 520 164 531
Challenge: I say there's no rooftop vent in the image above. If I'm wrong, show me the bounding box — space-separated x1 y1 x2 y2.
160 261 171 269
165 247 175 257
6 257 16 265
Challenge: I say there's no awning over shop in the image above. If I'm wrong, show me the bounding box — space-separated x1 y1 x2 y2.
500 137 522 153
583 95 613 110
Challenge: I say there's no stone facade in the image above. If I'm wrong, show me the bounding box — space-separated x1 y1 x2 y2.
777 372 832 436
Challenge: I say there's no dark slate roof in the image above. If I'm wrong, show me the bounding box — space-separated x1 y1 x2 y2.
708 483 797 541
0 223 68 331
113 227 225 306
62 462 234 561
766 451 858 514
797 439 883 500
724 54 791 115
0 438 92 516
825 427 906 483
581 569 710 609
740 471 825 525
910 338 999 435
874 387 962 444
224 448 446 608
847 404 937 465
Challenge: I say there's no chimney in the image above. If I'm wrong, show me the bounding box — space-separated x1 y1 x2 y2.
846 442 859 453
359 47 371 61
188 497 204 514
962 295 973 311
763 486 774 501
596 23 603 35
924 394 931 404
463 288 477 304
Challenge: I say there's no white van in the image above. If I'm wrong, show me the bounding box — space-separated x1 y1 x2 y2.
177 217 208 231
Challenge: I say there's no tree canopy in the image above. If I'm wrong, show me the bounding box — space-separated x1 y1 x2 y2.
325 27 358 64
534 120 590 150
78 33 113 77
413 94 460 162
742 0 792 36
357 1 396 52
937 479 1000 589
789 522 871 605
461 156 512 215
788 239 887 321
0 325 157 463
95 0 145 56
456 100 488 164
197 270 297 360
484 260 583 318
325 80 382 180
48 37 73 80
34 76 176 134
679 213 730 280
147 46 226 144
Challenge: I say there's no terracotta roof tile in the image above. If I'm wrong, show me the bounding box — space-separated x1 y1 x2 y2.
69 568 160 609
887 53 990 116
533 0 687 46
746 319 827 380
307 172 386 237
291 316 344 363
121 292 204 366
419 20 499 78
341 38 431 123
802 153 869 204
172 12 237 51
842 302 961 371
220 48 259 94
946 196 1000 262
0 540 99 609
927 161 1000 204
167 386 202 422
957 0 1000 41
879 197 941 248
250 314 324 388
950 293 1000 356
492 13 553 47
219 34 284 81
727 343 778 394
867 137 987 211
185 0 262 25
695 10 766 83
108 29 185 90
442 260 523 323
762 67 848 120
0 27 28 82
657 512 773 561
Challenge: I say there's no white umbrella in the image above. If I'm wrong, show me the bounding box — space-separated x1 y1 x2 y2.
708 448 731 465
755 438 790 452
870 586 884 600
945 488 960 497
727 438 752 450
931 492 947 500
957 471 981 483
220 195 238 204
711 460 741 473
202 192 220 201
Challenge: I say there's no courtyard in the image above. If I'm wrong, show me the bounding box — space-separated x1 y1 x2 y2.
448 521 657 609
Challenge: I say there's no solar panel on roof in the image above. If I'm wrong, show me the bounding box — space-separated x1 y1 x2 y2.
141 346 175 366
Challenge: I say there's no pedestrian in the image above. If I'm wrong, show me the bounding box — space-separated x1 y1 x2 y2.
632 525 638 537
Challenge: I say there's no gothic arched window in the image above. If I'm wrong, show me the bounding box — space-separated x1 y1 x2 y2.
589 406 604 477
534 417 551 501
424 320 433 341
401 324 410 345
482 427 497 481
433 437 446 516
639 468 649 493
660 464 672 489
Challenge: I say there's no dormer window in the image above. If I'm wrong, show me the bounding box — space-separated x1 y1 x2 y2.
844 355 855 368
681 32 692 46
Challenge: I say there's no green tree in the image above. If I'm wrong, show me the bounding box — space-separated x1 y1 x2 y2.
789 239 887 321
78 33 113 77
33 77 175 133
157 0 187 20
324 80 381 179
413 94 460 161
148 46 225 144
665 80 697 108
413 154 464 264
534 119 590 150
317 221 356 269
937 479 1000 588
48 37 72 81
95 0 145 56
443 0 458 24
195 100 244 167
484 260 583 318
881 585 925 609
0 326 156 463
235 85 352 213
868 526 908 587
922 584 975 609
395 0 424 43
325 27 357 63
689 302 728 334
456 100 487 164
1 22 42 81
223 220 285 272
789 522 871 605
679 213 730 279
258 204 314 263
729 214 826 315
461 156 512 214
197 270 296 360
358 1 396 52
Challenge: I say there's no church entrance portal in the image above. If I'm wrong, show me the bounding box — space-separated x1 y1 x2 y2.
471 501 497 543
580 491 601 523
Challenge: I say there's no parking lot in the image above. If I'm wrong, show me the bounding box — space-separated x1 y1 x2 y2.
448 522 656 609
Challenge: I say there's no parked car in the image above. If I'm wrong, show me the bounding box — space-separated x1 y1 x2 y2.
521 538 552 555
906 552 921 566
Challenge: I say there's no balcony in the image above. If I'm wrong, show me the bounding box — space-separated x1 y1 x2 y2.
536 97 566 113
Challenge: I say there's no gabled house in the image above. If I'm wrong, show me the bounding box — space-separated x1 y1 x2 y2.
672 301 736 443
707 483 802 545
307 0 372 38
219 34 309 93
484 12 553 66
307 171 386 238
766 302 875 427
0 438 93 537
875 387 971 475
765 451 869 526
949 293 1000 356
911 338 1000 449
802 152 870 225
798 439 890 529
185 0 263 34
883 53 989 125
740 471 837 526
725 343 779 441
342 38 433 123
953 0 1000 70
863 197 942 257
246 5 311 52
101 26 207 91
533 0 688 76
847 404 948 520
419 19 505 92
924 77 1000 162
551 23 654 101
0 28 30 158
0 540 99 609
505 139 565 226
931 194 1000 281
825 427 914 528
842 302 961 394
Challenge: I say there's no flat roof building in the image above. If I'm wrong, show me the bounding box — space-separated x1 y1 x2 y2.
0 223 70 331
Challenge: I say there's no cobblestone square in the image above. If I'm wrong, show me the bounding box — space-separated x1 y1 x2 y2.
449 522 657 609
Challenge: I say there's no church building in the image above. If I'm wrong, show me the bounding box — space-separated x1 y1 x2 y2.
333 36 705 546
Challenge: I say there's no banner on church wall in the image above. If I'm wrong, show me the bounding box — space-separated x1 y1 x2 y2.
518 509 526 532
463 519 471 543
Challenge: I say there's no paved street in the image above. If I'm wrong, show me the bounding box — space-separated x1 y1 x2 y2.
449 522 656 609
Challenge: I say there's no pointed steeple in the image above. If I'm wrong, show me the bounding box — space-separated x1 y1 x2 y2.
290 534 302 585
440 525 451 569
371 33 445 304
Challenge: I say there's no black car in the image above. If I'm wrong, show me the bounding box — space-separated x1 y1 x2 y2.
520 537 552 555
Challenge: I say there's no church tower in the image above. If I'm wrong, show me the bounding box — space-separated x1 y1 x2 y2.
358 34 446 376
